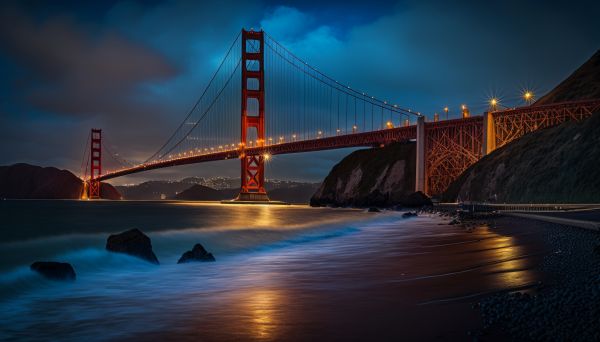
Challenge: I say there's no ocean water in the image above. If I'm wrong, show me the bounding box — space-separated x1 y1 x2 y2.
0 200 541 341
0 200 405 340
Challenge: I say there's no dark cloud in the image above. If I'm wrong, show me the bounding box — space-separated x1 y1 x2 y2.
0 0 598 185
0 9 177 117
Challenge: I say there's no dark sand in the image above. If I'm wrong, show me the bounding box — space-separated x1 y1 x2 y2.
137 214 555 341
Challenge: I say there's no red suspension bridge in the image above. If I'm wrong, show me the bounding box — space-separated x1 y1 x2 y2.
81 29 600 200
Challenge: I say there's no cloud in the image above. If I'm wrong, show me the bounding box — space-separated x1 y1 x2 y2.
0 9 178 118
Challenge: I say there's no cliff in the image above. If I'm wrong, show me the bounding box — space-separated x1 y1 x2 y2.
310 142 417 207
442 111 600 203
0 163 121 200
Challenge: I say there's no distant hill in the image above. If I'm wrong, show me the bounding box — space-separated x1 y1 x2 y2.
116 180 195 200
172 183 319 203
442 111 600 203
0 163 121 200
535 50 600 105
119 177 319 202
172 185 232 201
310 143 416 207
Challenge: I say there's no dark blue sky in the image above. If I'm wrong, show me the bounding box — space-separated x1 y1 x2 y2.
0 0 598 184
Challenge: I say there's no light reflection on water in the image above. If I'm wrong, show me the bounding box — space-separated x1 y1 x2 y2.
0 202 543 340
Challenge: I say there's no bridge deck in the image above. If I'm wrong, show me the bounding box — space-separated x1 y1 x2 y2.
98 125 416 181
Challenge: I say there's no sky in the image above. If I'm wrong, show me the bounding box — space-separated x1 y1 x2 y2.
0 0 598 185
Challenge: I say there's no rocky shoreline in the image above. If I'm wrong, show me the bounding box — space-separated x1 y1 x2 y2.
428 208 600 340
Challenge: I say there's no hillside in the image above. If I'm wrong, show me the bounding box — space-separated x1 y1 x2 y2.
535 50 600 105
442 112 600 203
310 143 417 207
0 163 121 200
172 185 234 201
172 183 319 203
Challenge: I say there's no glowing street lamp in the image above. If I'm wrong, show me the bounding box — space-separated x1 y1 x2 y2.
317 130 323 138
352 125 358 133
336 128 341 135
461 104 470 118
489 98 498 111
292 134 297 141
523 90 534 105
444 106 449 120
263 153 271 161
386 121 394 129
433 113 439 122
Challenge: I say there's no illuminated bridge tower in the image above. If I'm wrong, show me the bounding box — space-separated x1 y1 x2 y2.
236 29 270 202
89 128 102 199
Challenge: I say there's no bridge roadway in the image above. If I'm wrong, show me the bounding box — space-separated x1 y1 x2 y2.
98 125 417 181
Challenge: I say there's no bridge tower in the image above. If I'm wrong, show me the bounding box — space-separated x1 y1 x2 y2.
236 29 270 201
89 129 102 199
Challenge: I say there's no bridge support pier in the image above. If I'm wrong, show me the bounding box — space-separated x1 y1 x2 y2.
482 111 496 156
415 116 426 193
88 128 102 199
235 29 270 202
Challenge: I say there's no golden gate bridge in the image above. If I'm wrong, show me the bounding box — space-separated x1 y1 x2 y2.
80 29 600 201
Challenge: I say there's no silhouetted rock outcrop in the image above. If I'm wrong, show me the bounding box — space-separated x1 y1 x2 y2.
310 143 417 208
30 261 76 281
0 163 121 199
402 191 432 207
177 244 216 264
106 229 159 264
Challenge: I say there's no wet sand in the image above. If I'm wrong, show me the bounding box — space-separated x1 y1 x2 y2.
138 214 551 341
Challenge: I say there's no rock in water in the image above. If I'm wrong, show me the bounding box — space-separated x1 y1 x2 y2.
401 191 432 207
106 229 159 264
178 244 216 264
402 212 418 218
368 207 381 212
30 261 76 281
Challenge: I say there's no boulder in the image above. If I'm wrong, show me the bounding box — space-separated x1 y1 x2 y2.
401 191 433 207
177 243 216 264
106 229 159 264
30 261 76 281
368 207 381 213
402 211 418 218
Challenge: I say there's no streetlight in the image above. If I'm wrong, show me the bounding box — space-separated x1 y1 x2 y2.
352 125 357 133
523 90 534 105
461 104 470 118
489 98 498 111
444 107 449 120
386 121 394 129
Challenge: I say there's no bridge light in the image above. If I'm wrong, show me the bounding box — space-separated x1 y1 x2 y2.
523 90 534 104
263 153 271 161
336 128 341 135
489 98 499 111
279 136 284 143
461 104 470 118
352 125 357 133
444 107 449 120
386 121 394 128
292 134 297 141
